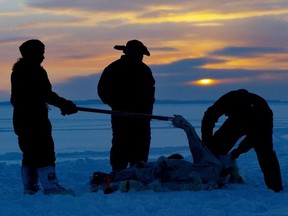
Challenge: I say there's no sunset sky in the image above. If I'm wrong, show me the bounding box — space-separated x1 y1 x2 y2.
1 0 288 101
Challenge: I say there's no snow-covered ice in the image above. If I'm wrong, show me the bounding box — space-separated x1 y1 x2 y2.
1 100 288 216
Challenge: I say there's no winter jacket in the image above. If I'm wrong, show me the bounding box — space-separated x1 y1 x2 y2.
201 89 273 154
10 59 69 135
98 55 155 114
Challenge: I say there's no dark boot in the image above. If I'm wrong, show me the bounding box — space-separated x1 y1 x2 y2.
21 166 40 195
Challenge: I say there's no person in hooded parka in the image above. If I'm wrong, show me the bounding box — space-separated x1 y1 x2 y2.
11 39 78 195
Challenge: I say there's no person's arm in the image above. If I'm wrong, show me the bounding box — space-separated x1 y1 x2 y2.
97 67 113 107
42 70 77 115
229 137 253 159
201 92 232 146
144 67 155 113
47 91 77 115
201 105 223 145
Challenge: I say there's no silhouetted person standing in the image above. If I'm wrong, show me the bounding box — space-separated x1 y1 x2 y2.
201 89 282 192
98 40 155 171
10 39 78 195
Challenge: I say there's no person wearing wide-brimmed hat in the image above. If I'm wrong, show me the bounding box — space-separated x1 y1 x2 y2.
10 39 78 195
98 40 155 171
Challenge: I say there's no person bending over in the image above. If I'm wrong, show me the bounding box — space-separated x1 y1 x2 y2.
201 89 282 192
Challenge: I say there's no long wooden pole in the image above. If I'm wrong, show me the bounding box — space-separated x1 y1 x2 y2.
77 106 174 121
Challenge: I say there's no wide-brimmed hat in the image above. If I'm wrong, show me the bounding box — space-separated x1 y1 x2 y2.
114 40 150 56
19 39 45 58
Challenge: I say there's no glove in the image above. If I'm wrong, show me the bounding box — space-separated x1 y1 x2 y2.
229 149 240 160
60 100 78 115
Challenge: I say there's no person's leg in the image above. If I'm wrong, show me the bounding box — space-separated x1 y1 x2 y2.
129 118 151 166
207 118 246 155
35 134 74 195
18 134 45 195
37 165 74 195
110 116 130 171
256 150 282 192
253 128 283 192
21 165 39 194
20 131 73 195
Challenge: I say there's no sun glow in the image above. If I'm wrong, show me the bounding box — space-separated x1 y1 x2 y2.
194 78 216 86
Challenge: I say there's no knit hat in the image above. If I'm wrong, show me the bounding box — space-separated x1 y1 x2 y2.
19 39 45 58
